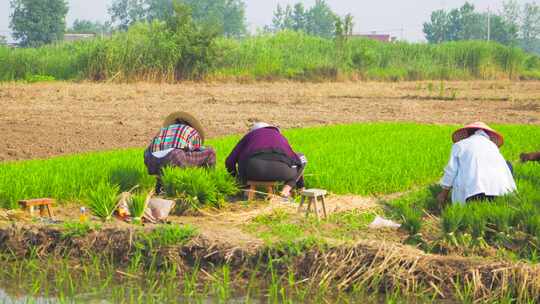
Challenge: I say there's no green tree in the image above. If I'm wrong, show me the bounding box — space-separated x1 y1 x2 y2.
292 3 306 31
0 35 6 45
109 0 147 30
423 10 449 43
146 0 173 21
110 0 246 37
271 4 293 32
9 0 68 47
306 0 338 38
486 14 518 45
521 2 540 52
165 1 219 78
69 19 112 34
424 2 518 45
271 0 340 38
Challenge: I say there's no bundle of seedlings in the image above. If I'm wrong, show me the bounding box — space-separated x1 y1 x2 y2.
87 182 120 221
128 192 148 225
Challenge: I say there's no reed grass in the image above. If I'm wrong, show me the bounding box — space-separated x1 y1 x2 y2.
0 28 538 82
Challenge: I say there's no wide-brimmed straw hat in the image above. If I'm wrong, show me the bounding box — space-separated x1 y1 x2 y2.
162 111 206 142
452 121 504 147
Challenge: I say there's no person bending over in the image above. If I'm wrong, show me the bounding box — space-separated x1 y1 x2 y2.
437 122 516 205
144 111 216 193
226 122 307 200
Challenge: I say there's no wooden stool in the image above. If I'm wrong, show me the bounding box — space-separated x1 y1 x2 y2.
246 181 277 201
298 189 328 220
18 198 55 218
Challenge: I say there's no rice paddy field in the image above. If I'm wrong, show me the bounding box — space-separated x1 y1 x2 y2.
0 119 540 303
0 76 538 303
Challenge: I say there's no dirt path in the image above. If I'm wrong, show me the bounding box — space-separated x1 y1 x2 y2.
170 194 385 247
1 81 539 161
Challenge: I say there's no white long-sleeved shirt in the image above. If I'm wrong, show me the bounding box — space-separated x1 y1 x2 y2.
440 130 517 204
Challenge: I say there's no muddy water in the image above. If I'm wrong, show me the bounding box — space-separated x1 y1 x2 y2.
0 289 53 304
0 288 256 304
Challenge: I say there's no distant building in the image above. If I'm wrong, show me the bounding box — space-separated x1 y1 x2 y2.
63 33 97 42
352 34 396 43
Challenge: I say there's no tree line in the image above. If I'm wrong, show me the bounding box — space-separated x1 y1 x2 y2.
423 1 540 54
7 0 350 48
7 0 248 47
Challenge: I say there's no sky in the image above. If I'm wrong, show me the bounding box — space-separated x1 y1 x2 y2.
0 0 527 43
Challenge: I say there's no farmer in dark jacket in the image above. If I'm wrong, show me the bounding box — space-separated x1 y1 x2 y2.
226 122 307 199
144 112 216 193
521 151 540 162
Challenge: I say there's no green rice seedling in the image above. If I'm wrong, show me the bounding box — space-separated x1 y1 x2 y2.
462 204 488 239
145 224 198 247
86 182 120 221
61 221 101 239
161 167 238 208
128 192 147 224
400 206 423 236
441 204 465 234
1 123 539 211
110 166 145 192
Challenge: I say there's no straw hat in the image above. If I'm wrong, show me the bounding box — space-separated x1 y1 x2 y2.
162 112 206 142
452 122 504 147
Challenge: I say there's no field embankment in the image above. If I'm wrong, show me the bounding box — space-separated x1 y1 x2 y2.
2 224 540 303
1 30 539 82
1 81 539 162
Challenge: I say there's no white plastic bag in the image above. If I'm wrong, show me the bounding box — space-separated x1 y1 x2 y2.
368 216 401 229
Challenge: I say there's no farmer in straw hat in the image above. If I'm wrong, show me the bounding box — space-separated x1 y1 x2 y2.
144 112 216 193
521 151 540 163
226 122 307 200
437 122 516 205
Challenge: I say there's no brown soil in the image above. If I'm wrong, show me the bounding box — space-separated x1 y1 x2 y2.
1 81 539 162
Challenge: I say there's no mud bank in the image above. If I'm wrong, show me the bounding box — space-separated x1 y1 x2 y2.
1 225 539 302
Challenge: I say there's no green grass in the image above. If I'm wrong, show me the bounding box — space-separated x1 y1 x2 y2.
1 123 538 210
60 221 102 239
143 224 198 247
1 28 538 82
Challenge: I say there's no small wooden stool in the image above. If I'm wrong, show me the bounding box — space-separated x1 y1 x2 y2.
18 198 55 218
246 181 277 201
298 189 328 220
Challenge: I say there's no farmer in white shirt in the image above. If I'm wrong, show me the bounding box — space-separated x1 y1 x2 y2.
437 122 517 205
